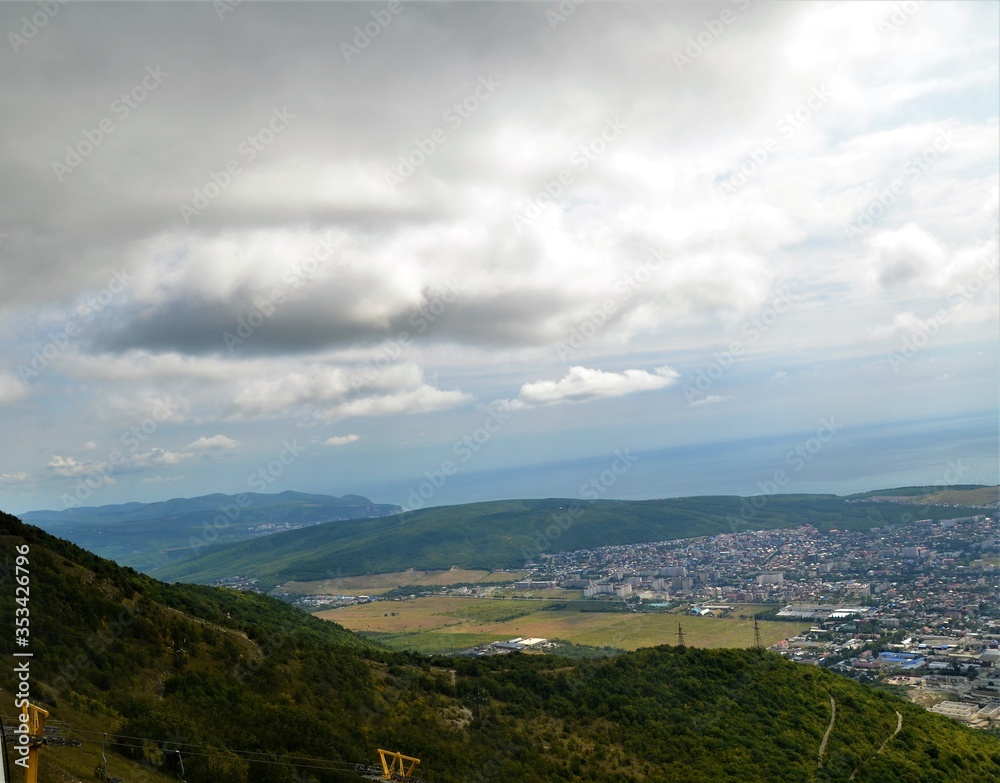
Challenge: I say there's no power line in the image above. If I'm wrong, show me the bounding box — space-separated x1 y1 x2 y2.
1 720 362 775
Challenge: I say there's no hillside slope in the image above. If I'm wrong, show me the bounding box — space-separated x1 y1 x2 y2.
22 490 401 571
152 492 992 587
2 510 999 782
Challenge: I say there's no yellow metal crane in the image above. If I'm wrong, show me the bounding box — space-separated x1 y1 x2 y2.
377 749 421 780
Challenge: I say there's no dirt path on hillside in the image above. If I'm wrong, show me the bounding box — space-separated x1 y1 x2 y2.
818 695 836 768
849 710 903 780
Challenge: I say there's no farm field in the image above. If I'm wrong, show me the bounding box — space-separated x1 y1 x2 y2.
316 596 810 654
917 486 999 506
279 568 528 595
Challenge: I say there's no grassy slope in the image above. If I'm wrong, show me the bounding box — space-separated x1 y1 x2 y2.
846 484 997 502
153 493 993 587
0 510 998 783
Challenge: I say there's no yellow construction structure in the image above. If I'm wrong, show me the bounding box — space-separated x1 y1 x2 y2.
22 702 49 783
377 748 421 779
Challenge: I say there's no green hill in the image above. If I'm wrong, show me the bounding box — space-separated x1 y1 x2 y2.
151 492 992 588
1 510 998 783
22 490 401 571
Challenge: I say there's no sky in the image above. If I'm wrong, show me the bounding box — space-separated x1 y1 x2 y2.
0 0 997 515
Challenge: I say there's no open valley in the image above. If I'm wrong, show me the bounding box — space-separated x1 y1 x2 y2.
316 596 811 654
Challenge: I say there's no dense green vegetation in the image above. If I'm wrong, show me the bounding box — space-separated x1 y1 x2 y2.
1 509 998 783
845 484 991 499
23 490 400 570
152 492 992 588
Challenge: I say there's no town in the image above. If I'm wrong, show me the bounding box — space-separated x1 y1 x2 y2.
262 509 1000 730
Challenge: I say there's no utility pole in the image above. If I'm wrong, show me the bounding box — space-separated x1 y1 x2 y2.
677 623 685 647
0 716 9 783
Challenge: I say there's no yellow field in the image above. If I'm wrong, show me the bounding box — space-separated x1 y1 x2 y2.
917 486 999 506
280 568 528 595
316 597 809 654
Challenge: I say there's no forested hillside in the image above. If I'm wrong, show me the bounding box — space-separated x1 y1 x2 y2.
152 492 993 587
22 490 400 571
1 510 998 783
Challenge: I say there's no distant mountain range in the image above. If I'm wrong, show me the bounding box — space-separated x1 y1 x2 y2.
22 490 401 571
150 485 996 589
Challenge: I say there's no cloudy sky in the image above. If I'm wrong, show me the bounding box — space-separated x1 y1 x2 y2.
1 0 997 514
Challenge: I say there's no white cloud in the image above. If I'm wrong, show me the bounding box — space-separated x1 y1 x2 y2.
186 434 241 452
323 434 360 446
0 374 27 406
510 366 678 408
47 455 92 478
689 395 735 407
229 361 470 422
0 2 996 510
0 472 29 486
130 448 192 468
141 475 185 485
316 386 473 422
864 223 947 292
